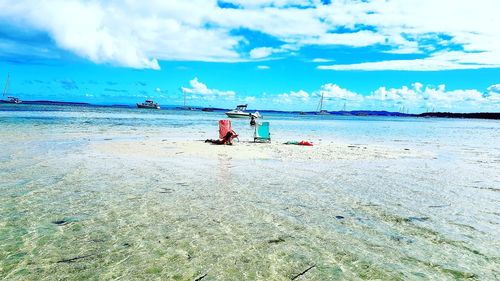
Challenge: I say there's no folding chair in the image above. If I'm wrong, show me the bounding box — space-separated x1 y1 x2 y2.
254 122 270 142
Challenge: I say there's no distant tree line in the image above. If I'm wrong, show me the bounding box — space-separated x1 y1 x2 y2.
418 112 500 120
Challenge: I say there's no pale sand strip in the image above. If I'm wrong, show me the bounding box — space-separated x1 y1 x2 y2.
91 138 434 161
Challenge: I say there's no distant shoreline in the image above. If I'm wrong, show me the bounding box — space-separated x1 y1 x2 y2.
1 99 499 120
417 112 500 120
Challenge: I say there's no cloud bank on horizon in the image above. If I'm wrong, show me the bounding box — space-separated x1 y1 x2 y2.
1 0 500 71
182 78 500 112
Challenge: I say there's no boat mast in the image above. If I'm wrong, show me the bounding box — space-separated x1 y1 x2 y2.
179 87 188 109
317 92 324 112
3 73 9 97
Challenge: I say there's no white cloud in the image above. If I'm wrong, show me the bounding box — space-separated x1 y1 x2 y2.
224 0 311 8
249 45 296 59
245 96 256 103
1 0 500 70
318 51 500 71
302 31 385 47
487 84 500 93
274 94 292 104
365 83 499 112
181 77 235 98
270 82 499 112
0 0 240 69
318 84 363 101
290 90 309 100
275 89 309 103
312 58 334 63
257 65 270 69
249 47 275 59
486 86 500 103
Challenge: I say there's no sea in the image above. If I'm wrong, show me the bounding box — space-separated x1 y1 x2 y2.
0 103 499 280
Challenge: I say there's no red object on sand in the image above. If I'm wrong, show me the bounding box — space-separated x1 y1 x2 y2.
298 141 313 146
219 120 238 141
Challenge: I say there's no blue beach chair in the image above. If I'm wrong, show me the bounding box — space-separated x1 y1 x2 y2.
254 122 271 142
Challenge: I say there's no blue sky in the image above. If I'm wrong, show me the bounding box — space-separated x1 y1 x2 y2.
1 0 499 113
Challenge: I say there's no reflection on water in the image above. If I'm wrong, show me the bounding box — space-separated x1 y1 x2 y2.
0 104 499 280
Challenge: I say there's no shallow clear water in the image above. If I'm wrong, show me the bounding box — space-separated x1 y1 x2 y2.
1 104 499 280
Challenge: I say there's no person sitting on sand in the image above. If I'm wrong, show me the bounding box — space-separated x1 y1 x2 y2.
205 131 236 145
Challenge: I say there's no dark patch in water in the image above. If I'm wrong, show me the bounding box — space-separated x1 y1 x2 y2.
91 238 105 243
268 237 285 244
390 234 414 244
471 186 499 192
52 220 70 226
56 254 93 263
194 273 207 281
429 204 451 208
450 222 478 232
407 217 429 222
291 264 316 280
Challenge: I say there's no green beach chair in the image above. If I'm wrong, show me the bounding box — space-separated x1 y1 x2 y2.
254 122 271 142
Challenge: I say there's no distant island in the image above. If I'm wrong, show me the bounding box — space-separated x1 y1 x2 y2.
417 112 500 120
2 100 499 120
3 100 91 106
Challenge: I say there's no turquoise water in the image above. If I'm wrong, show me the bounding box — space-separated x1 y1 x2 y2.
1 104 499 280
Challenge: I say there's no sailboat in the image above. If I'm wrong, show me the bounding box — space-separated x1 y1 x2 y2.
316 91 329 115
180 87 195 110
201 105 213 112
2 73 22 104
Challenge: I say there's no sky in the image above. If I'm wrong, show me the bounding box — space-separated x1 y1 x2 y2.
0 0 499 113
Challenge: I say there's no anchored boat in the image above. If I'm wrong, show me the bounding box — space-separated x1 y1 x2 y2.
137 100 160 109
1 73 22 104
225 104 261 118
316 92 329 115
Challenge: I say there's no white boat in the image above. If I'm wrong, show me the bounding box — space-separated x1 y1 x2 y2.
3 96 21 104
137 100 160 109
316 92 329 115
225 104 261 118
1 73 22 104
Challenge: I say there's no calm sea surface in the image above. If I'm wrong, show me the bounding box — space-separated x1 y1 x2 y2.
1 104 499 280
